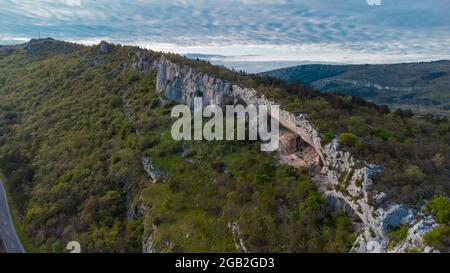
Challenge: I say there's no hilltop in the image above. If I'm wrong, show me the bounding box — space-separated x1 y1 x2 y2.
0 39 448 253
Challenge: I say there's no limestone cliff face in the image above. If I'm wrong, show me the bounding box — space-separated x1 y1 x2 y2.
153 57 234 109
144 55 436 253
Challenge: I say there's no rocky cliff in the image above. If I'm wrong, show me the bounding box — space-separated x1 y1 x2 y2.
142 55 438 253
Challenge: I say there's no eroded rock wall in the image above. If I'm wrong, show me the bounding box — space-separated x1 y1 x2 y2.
145 55 435 253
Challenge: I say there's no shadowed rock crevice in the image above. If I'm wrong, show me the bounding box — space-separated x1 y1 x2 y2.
278 126 324 175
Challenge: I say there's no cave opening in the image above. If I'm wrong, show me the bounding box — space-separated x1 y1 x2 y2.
278 126 325 176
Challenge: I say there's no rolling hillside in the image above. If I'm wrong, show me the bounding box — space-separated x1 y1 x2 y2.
260 61 450 117
0 39 448 253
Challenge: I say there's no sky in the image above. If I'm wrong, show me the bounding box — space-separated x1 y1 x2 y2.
1 0 450 72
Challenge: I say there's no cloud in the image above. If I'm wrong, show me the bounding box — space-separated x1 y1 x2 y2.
66 0 81 6
0 0 449 64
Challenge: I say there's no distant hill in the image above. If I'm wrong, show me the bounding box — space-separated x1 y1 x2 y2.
260 61 450 116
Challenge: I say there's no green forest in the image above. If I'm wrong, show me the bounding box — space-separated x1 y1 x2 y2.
0 39 448 252
0 40 355 252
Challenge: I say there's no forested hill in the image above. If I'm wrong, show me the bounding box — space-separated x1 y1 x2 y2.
259 61 450 117
0 39 448 252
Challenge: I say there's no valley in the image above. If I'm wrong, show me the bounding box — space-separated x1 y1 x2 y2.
260 61 450 117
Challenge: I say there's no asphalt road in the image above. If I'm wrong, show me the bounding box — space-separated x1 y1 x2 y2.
0 178 25 253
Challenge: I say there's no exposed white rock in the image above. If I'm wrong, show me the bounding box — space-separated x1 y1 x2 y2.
128 194 149 220
229 222 249 253
142 223 158 253
142 222 172 253
422 246 440 253
391 215 439 253
375 192 387 205
378 204 415 230
147 55 436 253
133 50 151 72
142 156 162 183
152 56 234 109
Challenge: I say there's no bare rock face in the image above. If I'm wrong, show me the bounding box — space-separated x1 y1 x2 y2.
380 204 415 230
142 221 172 253
133 51 151 72
99 41 112 54
142 156 162 183
229 222 249 253
147 55 437 253
128 194 149 220
391 215 439 253
152 57 234 108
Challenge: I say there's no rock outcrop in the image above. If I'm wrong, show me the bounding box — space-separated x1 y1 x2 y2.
133 50 151 72
229 222 249 253
142 223 171 253
98 41 112 54
152 56 234 109
391 215 439 253
142 156 162 183
128 194 149 220
145 55 436 253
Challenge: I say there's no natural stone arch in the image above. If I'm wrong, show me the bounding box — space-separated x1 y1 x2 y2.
278 126 323 174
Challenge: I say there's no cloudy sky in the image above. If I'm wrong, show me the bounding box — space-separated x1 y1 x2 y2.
1 0 449 71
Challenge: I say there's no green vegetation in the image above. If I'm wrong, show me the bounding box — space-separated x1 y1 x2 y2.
387 224 408 249
0 41 153 252
166 54 449 206
0 39 447 252
166 52 450 253
117 61 356 252
260 61 450 117
0 40 355 252
407 248 421 253
338 133 360 148
0 172 37 252
425 196 450 252
424 225 450 251
404 165 425 183
427 195 450 224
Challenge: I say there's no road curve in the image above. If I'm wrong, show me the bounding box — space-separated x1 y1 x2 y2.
0 178 25 253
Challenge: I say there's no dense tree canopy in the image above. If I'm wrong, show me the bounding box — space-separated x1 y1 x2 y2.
0 40 356 252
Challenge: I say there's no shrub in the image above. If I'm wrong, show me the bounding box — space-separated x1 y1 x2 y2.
148 117 161 130
112 155 121 164
149 98 160 109
370 128 395 141
394 108 413 119
405 165 425 182
407 248 421 253
299 192 324 214
424 225 450 252
255 173 272 184
140 135 160 150
338 133 359 147
109 96 123 108
387 224 408 247
321 130 335 146
167 142 183 154
427 196 450 224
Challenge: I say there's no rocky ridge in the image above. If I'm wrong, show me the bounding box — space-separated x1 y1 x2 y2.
137 54 438 253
